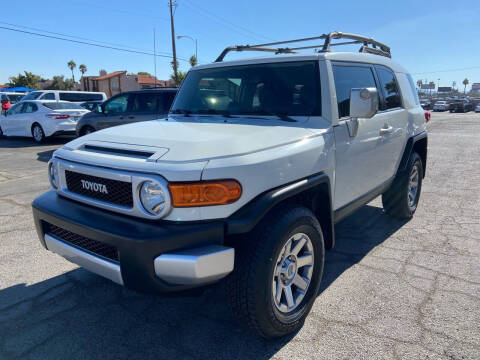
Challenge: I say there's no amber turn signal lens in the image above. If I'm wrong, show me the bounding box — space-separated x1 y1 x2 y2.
169 180 242 207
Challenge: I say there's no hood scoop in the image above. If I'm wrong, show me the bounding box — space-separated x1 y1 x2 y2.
78 141 169 162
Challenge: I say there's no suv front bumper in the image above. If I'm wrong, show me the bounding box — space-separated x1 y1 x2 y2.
32 191 234 293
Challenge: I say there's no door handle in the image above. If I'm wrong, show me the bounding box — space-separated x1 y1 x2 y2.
128 115 135 119
119 116 124 120
379 126 393 136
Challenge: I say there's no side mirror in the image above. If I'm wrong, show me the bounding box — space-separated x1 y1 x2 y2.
349 87 378 119
346 88 378 137
100 103 107 114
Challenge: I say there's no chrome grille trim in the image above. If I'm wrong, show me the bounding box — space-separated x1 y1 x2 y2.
50 158 172 219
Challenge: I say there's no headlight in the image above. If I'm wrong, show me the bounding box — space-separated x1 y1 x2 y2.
48 162 59 189
139 181 169 216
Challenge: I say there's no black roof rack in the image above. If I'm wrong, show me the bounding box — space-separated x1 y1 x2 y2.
215 31 391 62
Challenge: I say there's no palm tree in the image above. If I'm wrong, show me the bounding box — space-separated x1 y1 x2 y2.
463 78 469 94
67 60 77 83
189 55 197 67
79 64 87 80
416 79 423 89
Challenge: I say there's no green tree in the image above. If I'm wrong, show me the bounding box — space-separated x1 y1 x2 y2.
8 71 41 89
416 79 423 89
46 75 74 90
170 71 187 86
138 71 152 76
67 60 77 82
189 55 197 67
462 78 469 94
79 64 87 80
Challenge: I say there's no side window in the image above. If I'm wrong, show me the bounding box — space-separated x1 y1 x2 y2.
104 94 130 114
376 67 402 110
8 103 24 115
23 102 38 113
160 92 176 113
131 93 158 113
406 74 420 105
41 93 55 100
332 65 378 118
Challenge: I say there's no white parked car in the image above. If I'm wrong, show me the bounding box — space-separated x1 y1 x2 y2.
32 32 427 338
20 90 107 103
0 100 90 142
433 100 449 111
475 104 480 113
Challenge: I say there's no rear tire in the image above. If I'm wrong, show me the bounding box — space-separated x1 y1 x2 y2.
226 206 325 338
382 152 423 219
0 126 3 138
32 124 45 143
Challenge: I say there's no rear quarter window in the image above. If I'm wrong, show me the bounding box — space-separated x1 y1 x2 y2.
406 74 420 105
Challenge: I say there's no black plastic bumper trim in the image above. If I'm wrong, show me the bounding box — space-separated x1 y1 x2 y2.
32 191 225 293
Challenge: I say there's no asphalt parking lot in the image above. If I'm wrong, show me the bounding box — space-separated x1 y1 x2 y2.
0 112 479 360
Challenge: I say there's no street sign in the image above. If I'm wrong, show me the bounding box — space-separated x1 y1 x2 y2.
438 87 452 92
421 84 435 90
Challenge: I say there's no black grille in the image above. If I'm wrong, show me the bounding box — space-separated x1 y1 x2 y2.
65 170 133 207
46 223 119 262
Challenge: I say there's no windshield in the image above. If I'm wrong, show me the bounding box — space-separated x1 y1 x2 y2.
42 102 84 110
171 61 321 117
21 92 42 100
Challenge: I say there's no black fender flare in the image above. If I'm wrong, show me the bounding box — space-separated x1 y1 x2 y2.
397 131 427 176
226 172 334 248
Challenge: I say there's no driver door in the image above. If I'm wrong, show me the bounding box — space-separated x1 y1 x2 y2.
331 62 393 210
97 93 132 130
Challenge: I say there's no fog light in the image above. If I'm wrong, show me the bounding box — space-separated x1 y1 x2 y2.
140 181 168 216
48 162 59 189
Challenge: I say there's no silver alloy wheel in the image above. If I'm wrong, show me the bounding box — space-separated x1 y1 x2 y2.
408 164 419 210
272 232 314 313
33 125 43 142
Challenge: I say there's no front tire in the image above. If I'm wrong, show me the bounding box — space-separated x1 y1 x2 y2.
80 125 95 136
226 206 325 338
0 126 3 138
32 124 45 143
382 152 423 219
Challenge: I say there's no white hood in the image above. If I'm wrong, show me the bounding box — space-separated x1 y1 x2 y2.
66 117 317 162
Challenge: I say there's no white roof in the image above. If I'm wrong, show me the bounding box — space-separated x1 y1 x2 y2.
194 51 409 74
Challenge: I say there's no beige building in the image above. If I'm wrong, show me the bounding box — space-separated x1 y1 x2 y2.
81 71 172 98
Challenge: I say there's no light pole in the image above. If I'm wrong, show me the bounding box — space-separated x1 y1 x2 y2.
177 35 197 61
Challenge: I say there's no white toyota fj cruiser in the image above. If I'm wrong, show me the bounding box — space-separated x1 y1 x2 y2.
32 32 427 338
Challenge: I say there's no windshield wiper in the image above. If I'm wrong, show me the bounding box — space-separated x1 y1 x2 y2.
238 110 297 122
170 109 192 117
197 109 232 118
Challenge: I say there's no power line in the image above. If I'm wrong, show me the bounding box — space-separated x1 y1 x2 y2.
182 0 274 42
0 25 189 62
411 66 480 75
0 21 152 53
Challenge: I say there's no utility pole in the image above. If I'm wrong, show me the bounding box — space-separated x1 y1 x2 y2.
169 0 178 82
153 28 157 88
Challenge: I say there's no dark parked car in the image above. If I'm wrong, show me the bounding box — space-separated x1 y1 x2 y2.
76 88 177 136
420 99 432 110
449 99 473 113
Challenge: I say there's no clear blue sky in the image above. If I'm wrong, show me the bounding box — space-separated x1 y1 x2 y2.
2 0 480 90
